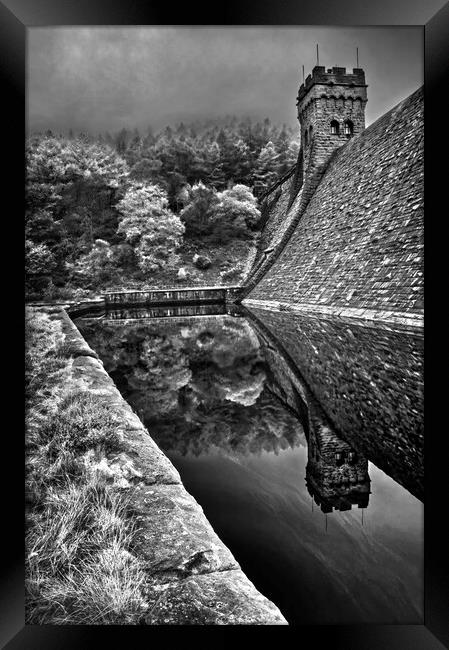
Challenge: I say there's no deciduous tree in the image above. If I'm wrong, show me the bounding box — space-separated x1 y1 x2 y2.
117 183 185 273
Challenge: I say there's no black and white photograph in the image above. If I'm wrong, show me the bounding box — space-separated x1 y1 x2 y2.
11 6 441 638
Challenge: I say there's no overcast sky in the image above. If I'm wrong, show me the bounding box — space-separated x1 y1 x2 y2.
27 26 423 136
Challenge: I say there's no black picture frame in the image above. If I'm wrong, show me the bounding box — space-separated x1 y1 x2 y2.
3 0 447 647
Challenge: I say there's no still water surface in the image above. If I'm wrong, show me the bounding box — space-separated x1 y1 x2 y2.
76 305 423 624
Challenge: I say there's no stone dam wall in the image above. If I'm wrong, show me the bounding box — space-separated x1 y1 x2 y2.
245 87 423 318
38 306 287 625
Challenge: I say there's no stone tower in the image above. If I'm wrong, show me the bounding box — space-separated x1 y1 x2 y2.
296 66 368 178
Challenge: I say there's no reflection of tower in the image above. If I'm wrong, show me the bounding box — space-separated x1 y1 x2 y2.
306 412 370 514
245 307 371 513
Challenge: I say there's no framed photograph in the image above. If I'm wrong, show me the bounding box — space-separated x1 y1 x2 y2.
3 0 447 647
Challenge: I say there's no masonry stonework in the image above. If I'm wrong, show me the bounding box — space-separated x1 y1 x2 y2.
244 75 423 318
297 66 367 179
245 306 423 501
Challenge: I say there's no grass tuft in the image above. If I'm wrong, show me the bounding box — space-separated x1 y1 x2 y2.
25 308 149 624
40 391 124 457
26 475 148 625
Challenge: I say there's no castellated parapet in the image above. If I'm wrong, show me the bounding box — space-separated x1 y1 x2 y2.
297 66 368 177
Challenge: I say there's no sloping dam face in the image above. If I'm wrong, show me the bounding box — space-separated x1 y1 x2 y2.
244 87 423 319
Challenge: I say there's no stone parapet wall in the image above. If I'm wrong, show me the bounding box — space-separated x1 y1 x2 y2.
40 307 287 625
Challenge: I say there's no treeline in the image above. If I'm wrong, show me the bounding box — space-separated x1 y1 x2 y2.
51 117 299 206
25 118 299 299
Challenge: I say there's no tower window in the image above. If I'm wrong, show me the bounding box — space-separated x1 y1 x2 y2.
344 120 354 136
304 128 309 146
348 451 357 465
309 125 313 143
335 451 344 466
330 120 339 135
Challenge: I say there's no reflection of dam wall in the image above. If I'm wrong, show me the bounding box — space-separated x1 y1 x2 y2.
247 310 370 512
246 306 423 501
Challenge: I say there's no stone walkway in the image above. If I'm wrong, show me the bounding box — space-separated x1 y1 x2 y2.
44 306 287 625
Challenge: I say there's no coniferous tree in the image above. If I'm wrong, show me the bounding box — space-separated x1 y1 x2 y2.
252 141 281 196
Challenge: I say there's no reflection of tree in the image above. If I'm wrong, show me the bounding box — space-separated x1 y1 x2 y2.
150 389 304 457
189 323 266 407
77 318 296 453
129 334 192 416
78 323 191 419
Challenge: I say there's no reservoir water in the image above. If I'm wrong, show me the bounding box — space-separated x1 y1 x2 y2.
75 304 423 625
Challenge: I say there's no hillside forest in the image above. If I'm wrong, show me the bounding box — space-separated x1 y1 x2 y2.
25 118 300 300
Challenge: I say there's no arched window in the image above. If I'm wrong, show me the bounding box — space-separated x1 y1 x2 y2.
330 120 339 135
344 120 354 136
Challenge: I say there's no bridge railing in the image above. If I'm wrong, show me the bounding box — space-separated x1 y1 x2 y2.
103 286 242 306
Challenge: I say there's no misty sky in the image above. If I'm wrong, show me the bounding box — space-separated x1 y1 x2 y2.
27 27 423 136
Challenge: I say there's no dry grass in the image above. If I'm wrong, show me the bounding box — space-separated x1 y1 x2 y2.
25 308 149 625
26 476 148 624
25 309 67 399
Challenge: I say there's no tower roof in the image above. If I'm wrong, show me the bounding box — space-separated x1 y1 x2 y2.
297 65 367 105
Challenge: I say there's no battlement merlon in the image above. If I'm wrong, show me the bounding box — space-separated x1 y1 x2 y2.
296 66 368 106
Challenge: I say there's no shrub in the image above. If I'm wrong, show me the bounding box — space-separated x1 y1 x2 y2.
70 239 116 286
179 182 218 237
193 254 212 269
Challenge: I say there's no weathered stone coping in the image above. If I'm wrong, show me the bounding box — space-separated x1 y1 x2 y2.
242 299 423 332
48 307 287 625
